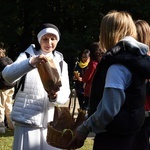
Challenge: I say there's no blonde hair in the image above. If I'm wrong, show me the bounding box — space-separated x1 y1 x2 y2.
0 48 6 58
100 10 137 51
135 20 150 47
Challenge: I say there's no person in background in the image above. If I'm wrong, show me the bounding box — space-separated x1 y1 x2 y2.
73 49 90 110
68 10 150 150
133 19 150 150
2 23 70 150
82 42 104 116
0 47 15 133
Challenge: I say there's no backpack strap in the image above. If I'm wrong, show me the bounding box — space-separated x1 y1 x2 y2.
14 52 30 97
25 52 30 58
19 52 30 91
59 60 63 73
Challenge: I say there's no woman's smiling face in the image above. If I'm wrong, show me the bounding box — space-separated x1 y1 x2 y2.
40 33 58 53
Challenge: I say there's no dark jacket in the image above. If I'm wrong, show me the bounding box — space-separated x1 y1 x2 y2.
0 56 16 89
89 37 150 134
74 62 88 94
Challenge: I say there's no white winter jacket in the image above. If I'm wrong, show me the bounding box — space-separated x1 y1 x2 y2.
2 45 70 127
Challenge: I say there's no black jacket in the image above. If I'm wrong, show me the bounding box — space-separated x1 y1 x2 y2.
89 37 150 134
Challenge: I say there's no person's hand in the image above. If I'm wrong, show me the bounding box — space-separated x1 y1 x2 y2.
73 72 82 82
68 132 86 149
47 86 60 100
48 90 58 100
77 77 82 82
74 71 80 78
31 54 48 66
73 76 77 80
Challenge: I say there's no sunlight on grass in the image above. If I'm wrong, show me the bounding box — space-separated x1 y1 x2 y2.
0 129 14 150
79 138 94 150
0 129 94 150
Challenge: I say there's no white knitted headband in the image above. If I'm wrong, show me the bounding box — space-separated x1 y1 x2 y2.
37 28 60 43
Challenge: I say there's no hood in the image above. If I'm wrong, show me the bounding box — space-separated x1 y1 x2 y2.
120 36 149 56
103 36 150 79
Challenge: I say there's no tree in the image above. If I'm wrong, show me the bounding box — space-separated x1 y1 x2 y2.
0 0 149 61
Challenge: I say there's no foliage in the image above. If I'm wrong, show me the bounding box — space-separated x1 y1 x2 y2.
0 0 149 60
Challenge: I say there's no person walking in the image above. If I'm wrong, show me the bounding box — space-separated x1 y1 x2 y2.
68 10 150 150
2 23 70 150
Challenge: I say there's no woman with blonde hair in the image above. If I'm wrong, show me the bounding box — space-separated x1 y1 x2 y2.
68 10 150 150
134 19 150 150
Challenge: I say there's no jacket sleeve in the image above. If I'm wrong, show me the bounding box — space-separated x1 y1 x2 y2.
2 52 34 84
77 88 125 136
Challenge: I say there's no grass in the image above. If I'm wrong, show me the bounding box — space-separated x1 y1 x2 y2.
0 129 94 150
79 138 94 150
0 129 14 150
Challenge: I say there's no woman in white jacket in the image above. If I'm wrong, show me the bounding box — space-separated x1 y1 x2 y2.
2 23 70 150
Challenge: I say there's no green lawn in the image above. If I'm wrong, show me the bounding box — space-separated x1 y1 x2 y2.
0 129 94 150
0 129 14 150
